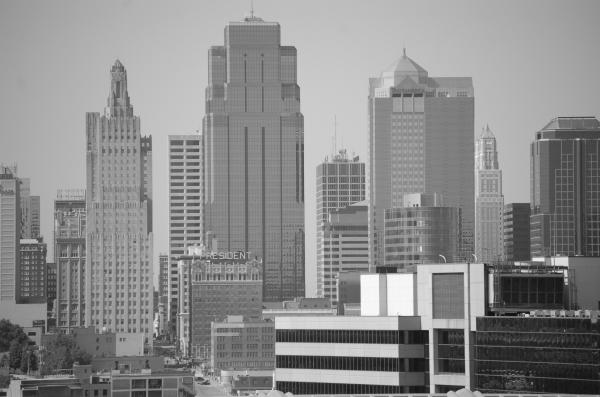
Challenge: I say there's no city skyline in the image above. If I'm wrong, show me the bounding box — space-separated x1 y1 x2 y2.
1 0 600 294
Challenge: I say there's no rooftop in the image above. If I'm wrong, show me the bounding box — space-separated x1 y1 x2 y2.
541 116 600 131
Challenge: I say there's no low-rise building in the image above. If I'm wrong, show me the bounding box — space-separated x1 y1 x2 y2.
262 298 336 321
210 316 275 375
7 377 83 397
42 327 144 358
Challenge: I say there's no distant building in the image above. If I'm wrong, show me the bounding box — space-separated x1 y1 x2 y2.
530 116 600 257
368 49 474 270
6 377 83 397
475 125 503 263
54 189 86 331
316 150 365 299
336 271 362 315
85 60 153 341
384 193 461 268
46 262 56 319
320 202 368 306
157 253 169 336
18 178 40 240
168 134 202 337
178 247 263 359
0 165 20 302
18 237 47 304
211 316 275 375
502 203 531 261
42 327 144 358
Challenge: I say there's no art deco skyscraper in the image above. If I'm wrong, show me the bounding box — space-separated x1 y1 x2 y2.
85 60 153 341
530 117 600 257
316 150 365 300
167 134 202 336
368 50 474 269
475 125 504 262
203 14 304 302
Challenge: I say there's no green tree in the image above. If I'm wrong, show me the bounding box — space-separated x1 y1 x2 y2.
40 334 91 375
8 341 22 370
0 319 28 352
20 346 38 373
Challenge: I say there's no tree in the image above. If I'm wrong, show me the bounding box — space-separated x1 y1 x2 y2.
20 346 38 373
0 319 28 352
8 341 22 370
40 334 91 376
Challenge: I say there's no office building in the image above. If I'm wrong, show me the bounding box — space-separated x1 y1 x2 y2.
203 13 305 302
530 116 600 257
384 193 461 268
319 201 368 306
168 134 202 336
18 178 40 240
18 237 47 303
85 60 153 341
157 253 169 336
475 125 503 263
474 312 600 394
178 247 263 359
368 49 474 270
6 377 83 397
158 254 168 300
316 150 365 299
211 316 275 375
275 315 429 394
55 189 86 331
262 298 336 321
502 203 530 261
0 165 20 302
336 271 362 315
46 262 56 318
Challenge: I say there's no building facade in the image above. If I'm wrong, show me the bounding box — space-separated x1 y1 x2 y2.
316 150 365 299
211 316 275 374
18 178 41 240
475 125 503 263
18 237 47 303
85 60 153 341
0 165 20 302
203 14 305 302
168 134 203 336
46 262 56 320
178 248 263 359
384 194 461 268
55 189 86 331
319 202 368 306
157 253 169 336
502 203 531 261
368 49 474 270
530 116 600 257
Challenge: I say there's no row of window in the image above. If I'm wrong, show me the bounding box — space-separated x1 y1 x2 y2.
276 355 426 372
276 329 428 345
276 381 427 395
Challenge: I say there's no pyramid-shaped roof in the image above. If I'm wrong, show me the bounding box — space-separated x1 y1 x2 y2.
390 48 427 75
480 124 495 139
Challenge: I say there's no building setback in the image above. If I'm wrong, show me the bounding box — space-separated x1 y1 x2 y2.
168 134 203 337
55 189 86 330
85 60 153 341
475 125 504 262
530 116 600 257
203 13 305 302
368 49 474 270
316 150 365 301
503 203 531 261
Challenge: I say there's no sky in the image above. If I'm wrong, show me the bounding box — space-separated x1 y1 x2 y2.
1 0 599 296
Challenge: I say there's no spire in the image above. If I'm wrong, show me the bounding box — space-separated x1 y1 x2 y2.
250 0 254 18
107 59 133 118
480 123 495 139
403 47 406 57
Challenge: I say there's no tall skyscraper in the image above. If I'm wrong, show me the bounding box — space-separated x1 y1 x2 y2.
85 60 153 341
18 178 40 239
0 165 20 302
203 14 305 301
368 49 474 270
316 149 365 299
530 116 600 257
168 134 203 336
475 125 504 262
54 189 86 330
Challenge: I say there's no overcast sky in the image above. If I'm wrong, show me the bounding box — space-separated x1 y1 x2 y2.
1 0 599 295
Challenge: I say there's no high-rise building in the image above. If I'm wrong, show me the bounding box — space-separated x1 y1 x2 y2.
503 203 531 261
18 237 47 303
316 150 365 300
157 253 169 335
178 247 263 359
203 13 305 302
530 117 600 257
158 253 169 299
54 189 86 330
168 134 202 336
0 165 20 302
368 49 474 270
46 262 57 320
18 178 41 240
475 125 504 263
319 202 368 306
384 193 462 268
85 60 153 341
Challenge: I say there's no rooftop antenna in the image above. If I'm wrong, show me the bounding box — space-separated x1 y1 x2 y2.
334 115 337 155
250 0 254 18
